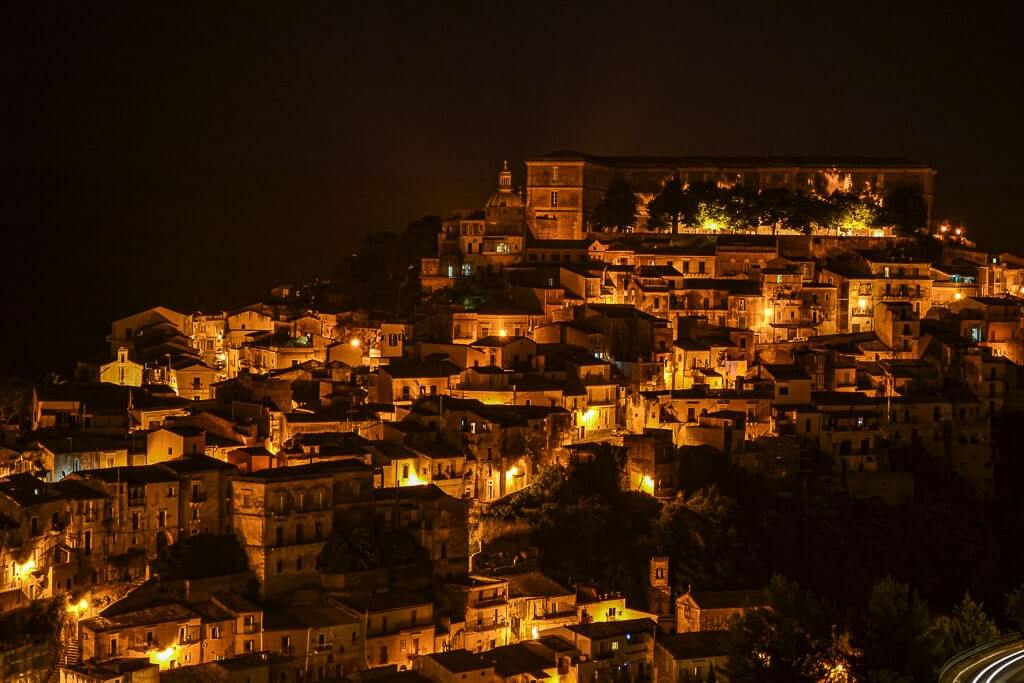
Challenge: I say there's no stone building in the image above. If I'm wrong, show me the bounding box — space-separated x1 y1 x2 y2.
67 465 182 580
525 151 937 240
230 459 374 596
337 591 436 670
675 588 765 633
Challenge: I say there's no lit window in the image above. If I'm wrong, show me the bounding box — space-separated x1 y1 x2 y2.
550 191 559 207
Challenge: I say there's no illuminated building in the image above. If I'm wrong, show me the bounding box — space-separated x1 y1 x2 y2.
551 618 657 683
525 151 936 239
337 592 436 670
98 348 144 387
230 460 373 596
439 575 511 653
675 589 766 634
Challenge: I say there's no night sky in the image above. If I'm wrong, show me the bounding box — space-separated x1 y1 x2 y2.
3 2 1022 377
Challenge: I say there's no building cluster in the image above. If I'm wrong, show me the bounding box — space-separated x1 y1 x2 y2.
1 153 1022 682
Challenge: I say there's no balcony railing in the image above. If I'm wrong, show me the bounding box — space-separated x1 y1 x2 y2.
535 609 577 621
466 619 508 633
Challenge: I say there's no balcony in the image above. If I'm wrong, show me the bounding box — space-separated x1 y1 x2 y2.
242 622 261 634
535 608 577 621
880 290 923 300
474 597 508 609
466 619 508 633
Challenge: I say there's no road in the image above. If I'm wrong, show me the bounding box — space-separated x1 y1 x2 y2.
949 643 1024 682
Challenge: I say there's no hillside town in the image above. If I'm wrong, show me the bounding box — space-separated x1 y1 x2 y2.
3 153 1024 683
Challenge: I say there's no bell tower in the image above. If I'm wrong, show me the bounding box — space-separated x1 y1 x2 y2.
648 556 672 622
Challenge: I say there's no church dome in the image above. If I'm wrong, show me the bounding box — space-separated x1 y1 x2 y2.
484 160 524 209
485 188 524 209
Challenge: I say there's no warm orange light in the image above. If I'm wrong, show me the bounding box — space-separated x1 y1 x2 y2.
15 559 35 578
953 292 963 301
498 329 509 338
402 467 426 486
641 475 655 495
148 645 179 668
349 338 361 347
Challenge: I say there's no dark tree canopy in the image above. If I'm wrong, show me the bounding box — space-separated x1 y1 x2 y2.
854 577 941 682
881 185 929 236
318 526 429 573
934 593 1000 660
0 376 31 424
591 178 639 231
1006 585 1024 631
726 576 854 683
646 174 688 234
151 533 250 580
329 215 441 315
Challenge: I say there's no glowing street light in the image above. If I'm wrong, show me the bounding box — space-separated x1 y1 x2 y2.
149 645 179 668
67 597 89 615
641 475 655 495
349 337 360 347
15 559 36 578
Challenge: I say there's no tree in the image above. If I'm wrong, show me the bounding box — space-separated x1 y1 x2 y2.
1005 585 1024 631
855 576 941 682
647 174 687 234
591 178 638 231
726 575 854 683
151 533 249 580
881 186 928 236
758 188 795 232
826 192 880 235
0 376 31 425
934 592 999 661
651 486 746 592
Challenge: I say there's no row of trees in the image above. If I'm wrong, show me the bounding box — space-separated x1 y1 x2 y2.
483 448 1024 680
728 575 1018 682
590 177 927 236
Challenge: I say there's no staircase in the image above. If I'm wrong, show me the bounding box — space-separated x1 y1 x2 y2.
61 639 81 666
47 638 82 683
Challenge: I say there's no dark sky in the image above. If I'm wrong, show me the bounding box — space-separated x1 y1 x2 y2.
2 2 1022 377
